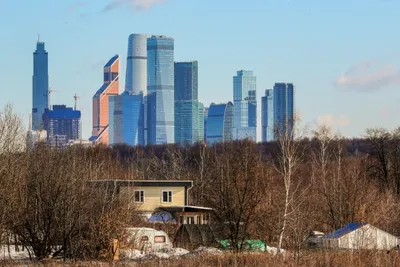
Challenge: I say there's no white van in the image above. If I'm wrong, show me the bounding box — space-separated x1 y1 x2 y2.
121 227 173 252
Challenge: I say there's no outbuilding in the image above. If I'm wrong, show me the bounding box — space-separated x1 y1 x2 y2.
322 222 398 250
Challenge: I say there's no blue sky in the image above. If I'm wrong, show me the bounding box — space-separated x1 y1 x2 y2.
1 0 400 140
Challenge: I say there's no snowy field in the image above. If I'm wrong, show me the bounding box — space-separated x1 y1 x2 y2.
0 244 283 263
0 245 32 260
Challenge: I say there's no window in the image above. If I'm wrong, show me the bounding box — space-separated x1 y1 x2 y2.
104 72 110 81
134 190 144 203
162 191 172 203
154 236 166 243
187 216 195 225
141 235 149 242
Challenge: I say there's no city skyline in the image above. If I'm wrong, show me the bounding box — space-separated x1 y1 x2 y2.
2 0 400 140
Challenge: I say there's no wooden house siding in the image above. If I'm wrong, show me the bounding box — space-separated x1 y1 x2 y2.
119 186 186 212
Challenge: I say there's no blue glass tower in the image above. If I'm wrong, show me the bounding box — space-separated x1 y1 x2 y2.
233 70 257 141
147 35 175 144
109 92 144 146
32 41 49 130
273 83 295 138
174 61 204 144
206 102 234 145
203 107 209 142
261 89 274 142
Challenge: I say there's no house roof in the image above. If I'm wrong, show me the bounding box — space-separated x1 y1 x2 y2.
88 179 193 188
159 205 213 213
323 222 367 239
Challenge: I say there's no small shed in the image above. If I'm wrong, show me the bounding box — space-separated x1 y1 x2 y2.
174 224 227 249
323 223 398 250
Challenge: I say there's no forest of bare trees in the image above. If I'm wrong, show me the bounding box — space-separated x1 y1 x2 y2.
1 104 400 264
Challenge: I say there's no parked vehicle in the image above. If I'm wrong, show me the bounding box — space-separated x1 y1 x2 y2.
120 227 173 252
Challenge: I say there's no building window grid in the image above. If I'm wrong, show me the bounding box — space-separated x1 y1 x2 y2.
162 190 173 203
134 190 145 203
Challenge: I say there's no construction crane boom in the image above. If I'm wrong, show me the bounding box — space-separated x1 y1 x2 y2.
73 93 80 110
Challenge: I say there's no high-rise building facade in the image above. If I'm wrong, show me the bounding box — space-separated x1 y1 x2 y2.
124 34 152 144
43 105 81 142
233 70 257 141
32 41 49 131
174 61 204 144
206 102 234 145
108 95 123 144
203 107 209 142
261 89 274 142
273 83 295 138
108 92 144 146
147 35 175 144
90 55 120 145
125 34 151 95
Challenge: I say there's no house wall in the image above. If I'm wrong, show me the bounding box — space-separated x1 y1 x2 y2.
119 186 186 212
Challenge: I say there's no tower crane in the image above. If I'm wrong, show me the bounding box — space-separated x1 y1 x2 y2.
44 87 57 109
73 93 80 110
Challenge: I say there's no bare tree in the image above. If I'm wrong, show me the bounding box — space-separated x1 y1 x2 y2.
273 118 307 252
204 140 268 253
0 104 26 254
365 128 391 187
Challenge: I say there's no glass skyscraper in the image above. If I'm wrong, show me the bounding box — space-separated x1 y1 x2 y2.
174 61 204 144
108 92 144 146
125 34 151 95
273 83 295 138
147 35 175 144
233 70 257 141
206 102 234 145
32 41 49 131
90 55 120 145
261 89 274 142
203 107 209 142
108 95 123 144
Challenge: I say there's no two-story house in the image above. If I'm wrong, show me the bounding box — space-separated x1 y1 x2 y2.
88 180 212 225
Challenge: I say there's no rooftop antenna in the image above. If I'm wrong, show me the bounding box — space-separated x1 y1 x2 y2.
37 33 40 42
73 93 80 110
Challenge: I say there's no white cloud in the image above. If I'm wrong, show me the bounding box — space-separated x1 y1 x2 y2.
102 0 164 12
317 114 350 127
334 61 400 91
63 1 88 21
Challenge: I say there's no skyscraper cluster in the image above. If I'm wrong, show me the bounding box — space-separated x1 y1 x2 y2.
91 34 207 146
31 34 295 147
92 34 295 146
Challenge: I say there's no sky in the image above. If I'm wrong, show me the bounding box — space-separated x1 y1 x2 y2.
1 0 400 140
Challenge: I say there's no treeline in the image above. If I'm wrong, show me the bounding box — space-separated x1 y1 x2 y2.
1 104 400 261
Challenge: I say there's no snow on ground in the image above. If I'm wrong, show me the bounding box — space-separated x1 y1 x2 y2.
0 245 31 260
119 245 286 260
120 247 220 260
1 244 283 262
266 246 285 255
192 246 223 255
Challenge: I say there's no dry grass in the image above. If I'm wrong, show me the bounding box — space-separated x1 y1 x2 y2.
2 251 400 267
